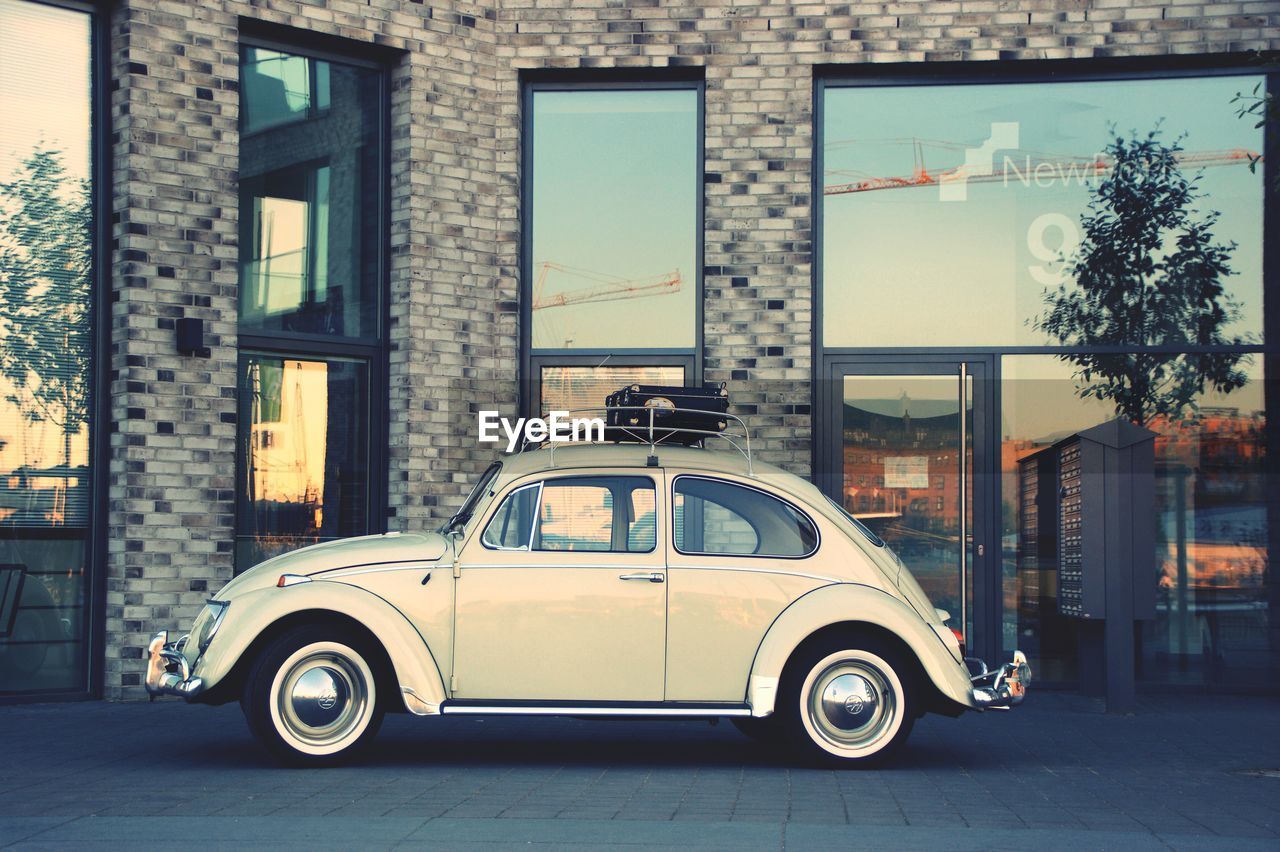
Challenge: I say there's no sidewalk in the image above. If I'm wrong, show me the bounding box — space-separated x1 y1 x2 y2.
0 692 1276 849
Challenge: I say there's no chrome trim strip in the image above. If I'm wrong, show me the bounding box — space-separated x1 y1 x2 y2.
459 563 664 571
667 564 840 584
453 563 837 583
322 562 442 580
441 705 752 717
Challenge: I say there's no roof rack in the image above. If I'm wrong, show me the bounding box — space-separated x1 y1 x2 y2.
518 406 754 476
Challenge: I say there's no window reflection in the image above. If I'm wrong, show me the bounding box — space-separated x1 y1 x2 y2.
241 47 331 133
539 365 684 417
1001 355 1270 686
236 356 368 569
0 0 93 695
822 76 1265 347
530 89 697 350
840 376 970 621
239 47 379 338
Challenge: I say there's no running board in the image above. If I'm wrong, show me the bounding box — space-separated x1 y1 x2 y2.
440 702 752 718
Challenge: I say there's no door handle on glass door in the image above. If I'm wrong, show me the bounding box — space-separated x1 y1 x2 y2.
619 572 664 583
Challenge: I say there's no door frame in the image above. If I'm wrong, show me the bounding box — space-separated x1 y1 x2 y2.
817 353 1003 663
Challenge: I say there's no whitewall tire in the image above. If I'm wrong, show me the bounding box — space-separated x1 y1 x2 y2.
242 625 385 765
782 637 916 767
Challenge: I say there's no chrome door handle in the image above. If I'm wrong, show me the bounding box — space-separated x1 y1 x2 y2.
619 572 664 583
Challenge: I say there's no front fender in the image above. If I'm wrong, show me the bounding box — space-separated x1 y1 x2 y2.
191 581 448 715
746 583 976 717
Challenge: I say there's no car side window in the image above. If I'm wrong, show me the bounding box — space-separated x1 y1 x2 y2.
480 483 539 550
673 477 818 558
481 476 657 553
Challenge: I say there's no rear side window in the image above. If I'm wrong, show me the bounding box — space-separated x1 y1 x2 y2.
481 476 657 553
673 477 818 558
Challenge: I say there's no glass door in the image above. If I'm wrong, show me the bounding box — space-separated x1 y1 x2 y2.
823 358 997 659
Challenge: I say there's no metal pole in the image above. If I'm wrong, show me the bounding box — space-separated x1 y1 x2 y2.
959 362 968 644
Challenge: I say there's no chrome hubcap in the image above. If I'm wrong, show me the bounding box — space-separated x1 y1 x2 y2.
807 659 896 750
290 666 349 727
277 652 367 746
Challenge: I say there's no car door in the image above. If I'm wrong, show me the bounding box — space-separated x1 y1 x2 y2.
451 471 667 701
664 473 831 702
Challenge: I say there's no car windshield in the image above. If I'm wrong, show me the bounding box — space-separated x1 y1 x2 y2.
823 495 885 548
442 462 502 534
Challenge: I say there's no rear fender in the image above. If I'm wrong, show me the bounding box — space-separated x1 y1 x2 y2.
746 583 975 717
192 581 447 715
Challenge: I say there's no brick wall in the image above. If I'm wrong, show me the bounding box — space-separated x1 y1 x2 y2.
106 0 1280 698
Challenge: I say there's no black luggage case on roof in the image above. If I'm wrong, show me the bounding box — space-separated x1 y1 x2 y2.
605 383 729 445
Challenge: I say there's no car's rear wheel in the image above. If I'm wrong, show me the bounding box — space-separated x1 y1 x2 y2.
780 636 915 767
241 624 384 765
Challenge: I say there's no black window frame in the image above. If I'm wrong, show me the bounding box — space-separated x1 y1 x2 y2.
520 73 706 418
233 32 393 573
812 54 1280 675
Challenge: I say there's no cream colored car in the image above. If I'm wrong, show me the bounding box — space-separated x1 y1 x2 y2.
146 442 1029 766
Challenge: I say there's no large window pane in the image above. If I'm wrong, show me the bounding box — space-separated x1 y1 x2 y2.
239 48 380 338
539 364 684 416
236 355 369 570
0 0 94 695
822 76 1265 347
530 88 697 350
1001 355 1272 686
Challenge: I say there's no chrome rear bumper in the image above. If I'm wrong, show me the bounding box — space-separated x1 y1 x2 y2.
967 650 1031 710
144 630 203 700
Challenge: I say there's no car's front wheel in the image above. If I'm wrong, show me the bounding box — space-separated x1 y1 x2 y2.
781 636 916 767
241 624 384 765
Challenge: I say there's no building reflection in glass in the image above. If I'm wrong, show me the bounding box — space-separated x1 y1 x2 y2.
0 0 93 695
841 376 971 625
1001 356 1270 686
236 356 368 570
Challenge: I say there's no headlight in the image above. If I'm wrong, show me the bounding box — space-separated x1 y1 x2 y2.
194 600 230 654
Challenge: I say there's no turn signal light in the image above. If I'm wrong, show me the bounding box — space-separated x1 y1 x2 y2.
949 627 967 657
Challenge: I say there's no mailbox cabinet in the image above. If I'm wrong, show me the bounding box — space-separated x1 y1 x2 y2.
1016 419 1157 712
1017 419 1157 622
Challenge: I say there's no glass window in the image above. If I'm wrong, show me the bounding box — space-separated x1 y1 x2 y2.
484 477 656 554
539 364 684 416
481 484 538 550
237 44 385 573
821 75 1266 348
239 47 380 338
536 477 656 553
1001 355 1270 687
529 88 698 351
235 355 369 569
0 0 94 695
242 47 331 133
673 478 818 558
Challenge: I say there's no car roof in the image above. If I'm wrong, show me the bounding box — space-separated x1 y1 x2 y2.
495 443 801 485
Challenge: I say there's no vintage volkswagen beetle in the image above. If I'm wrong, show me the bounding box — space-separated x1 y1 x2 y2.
146 437 1029 766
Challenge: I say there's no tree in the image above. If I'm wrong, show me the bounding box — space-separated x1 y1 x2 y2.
0 147 92 469
1033 127 1251 425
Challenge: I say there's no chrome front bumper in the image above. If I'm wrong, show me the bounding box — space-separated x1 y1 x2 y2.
967 650 1031 710
144 630 204 700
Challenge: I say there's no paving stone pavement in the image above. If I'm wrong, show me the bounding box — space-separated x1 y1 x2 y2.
0 692 1277 849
